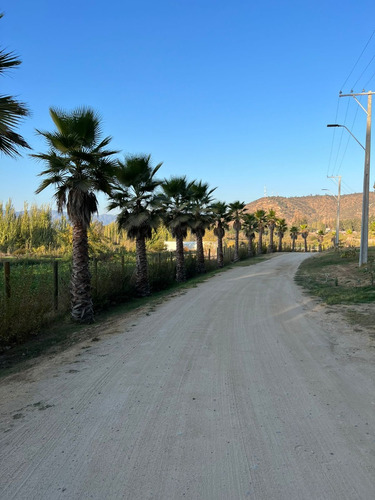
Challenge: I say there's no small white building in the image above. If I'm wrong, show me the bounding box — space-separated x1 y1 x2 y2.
164 241 197 251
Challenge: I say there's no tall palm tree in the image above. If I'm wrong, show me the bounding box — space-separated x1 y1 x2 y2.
190 181 216 273
254 209 267 255
266 208 278 253
108 154 162 296
275 218 288 252
0 14 30 157
160 176 193 282
211 201 231 268
228 201 245 262
290 226 299 251
32 107 117 323
300 224 309 252
242 213 258 257
317 229 324 252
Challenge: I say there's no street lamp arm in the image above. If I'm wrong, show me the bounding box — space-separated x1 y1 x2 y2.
327 124 365 150
321 188 337 200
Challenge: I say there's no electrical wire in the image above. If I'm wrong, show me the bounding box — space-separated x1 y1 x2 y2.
363 68 375 90
332 97 350 175
351 53 375 91
327 97 341 177
340 30 375 91
336 100 360 175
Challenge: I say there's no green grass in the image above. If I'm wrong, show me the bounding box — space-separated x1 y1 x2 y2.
295 248 375 305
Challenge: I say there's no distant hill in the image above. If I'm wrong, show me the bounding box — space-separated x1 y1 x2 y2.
244 193 375 230
13 193 373 230
46 211 117 225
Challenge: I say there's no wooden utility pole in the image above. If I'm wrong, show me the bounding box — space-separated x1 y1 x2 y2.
340 91 373 266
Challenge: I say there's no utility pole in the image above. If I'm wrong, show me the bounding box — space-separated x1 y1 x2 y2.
339 91 373 266
327 175 341 248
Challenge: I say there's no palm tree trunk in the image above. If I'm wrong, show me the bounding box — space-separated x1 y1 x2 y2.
247 235 254 257
234 229 239 262
175 235 186 282
292 238 296 251
135 235 150 296
268 226 274 253
71 221 94 323
303 236 308 252
196 230 205 273
217 232 224 268
278 235 283 252
258 229 263 255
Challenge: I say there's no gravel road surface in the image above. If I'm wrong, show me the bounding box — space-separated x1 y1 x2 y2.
1 253 375 499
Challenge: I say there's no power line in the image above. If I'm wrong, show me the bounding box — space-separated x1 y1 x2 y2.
336 99 360 175
327 97 341 176
340 30 375 92
332 97 350 175
351 53 375 90
363 67 375 90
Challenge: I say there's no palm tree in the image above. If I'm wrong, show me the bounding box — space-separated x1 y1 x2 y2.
108 154 162 296
32 107 117 323
275 218 288 252
190 181 216 273
317 229 324 252
0 14 30 157
254 209 267 255
160 176 193 282
242 213 258 257
211 201 231 268
300 224 309 252
228 201 245 261
266 208 278 253
290 226 299 251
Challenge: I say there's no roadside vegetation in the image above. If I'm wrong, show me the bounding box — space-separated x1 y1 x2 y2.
296 247 375 337
295 247 375 305
0 253 273 377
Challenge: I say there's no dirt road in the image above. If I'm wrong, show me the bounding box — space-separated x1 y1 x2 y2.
1 253 375 499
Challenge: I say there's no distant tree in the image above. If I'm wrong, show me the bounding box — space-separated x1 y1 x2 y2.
108 154 162 296
266 208 277 253
190 181 216 273
0 14 30 157
289 226 299 252
300 224 309 252
275 218 288 252
254 209 267 255
228 201 245 261
242 213 258 257
317 229 324 252
33 107 117 322
211 201 231 268
160 176 193 282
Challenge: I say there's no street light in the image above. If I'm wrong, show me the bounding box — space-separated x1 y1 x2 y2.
327 121 370 266
327 124 365 150
322 187 340 248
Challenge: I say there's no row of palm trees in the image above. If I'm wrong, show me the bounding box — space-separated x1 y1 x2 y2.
3 94 312 323
224 206 310 259
28 108 247 322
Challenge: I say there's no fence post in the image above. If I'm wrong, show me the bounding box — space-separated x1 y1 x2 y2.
4 261 10 299
53 261 58 311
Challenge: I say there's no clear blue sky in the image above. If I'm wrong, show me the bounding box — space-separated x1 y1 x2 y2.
1 0 375 213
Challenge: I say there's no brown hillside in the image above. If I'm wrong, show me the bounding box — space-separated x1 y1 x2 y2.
244 193 375 230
